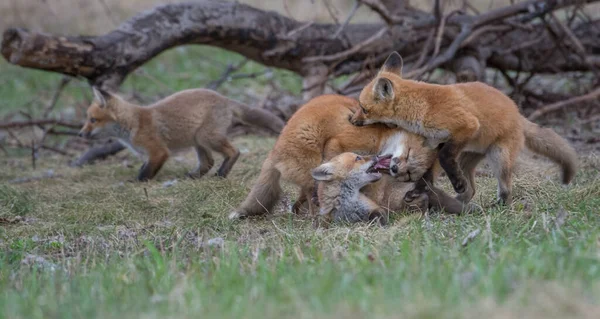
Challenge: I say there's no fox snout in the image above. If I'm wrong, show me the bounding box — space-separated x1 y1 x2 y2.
390 157 412 181
349 109 366 127
78 126 92 139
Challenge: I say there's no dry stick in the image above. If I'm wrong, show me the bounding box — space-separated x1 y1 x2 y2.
461 25 511 47
551 13 599 75
43 77 71 118
206 59 249 90
528 87 600 120
41 145 72 156
581 114 600 124
303 27 389 63
0 119 81 130
333 1 361 39
404 22 473 79
411 29 436 71
431 10 451 60
323 0 341 25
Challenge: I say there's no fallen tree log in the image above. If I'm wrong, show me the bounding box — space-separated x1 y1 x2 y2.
2 0 599 91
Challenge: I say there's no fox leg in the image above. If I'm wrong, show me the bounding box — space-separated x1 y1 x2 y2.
323 138 344 161
455 152 485 203
404 168 434 202
209 136 240 178
438 141 470 194
292 188 309 214
137 150 169 181
188 145 214 179
487 144 516 205
369 207 389 226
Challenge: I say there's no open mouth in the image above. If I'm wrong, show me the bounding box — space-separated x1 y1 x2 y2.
367 154 393 173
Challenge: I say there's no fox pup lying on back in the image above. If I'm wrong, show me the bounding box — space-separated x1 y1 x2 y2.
79 87 284 181
312 152 474 227
351 52 578 205
311 153 392 226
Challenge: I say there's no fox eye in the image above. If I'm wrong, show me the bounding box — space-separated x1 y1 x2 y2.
355 156 362 162
90 118 97 124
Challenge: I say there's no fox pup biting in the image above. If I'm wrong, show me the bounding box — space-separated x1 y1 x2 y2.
350 52 578 205
311 153 392 226
230 95 471 221
79 87 284 181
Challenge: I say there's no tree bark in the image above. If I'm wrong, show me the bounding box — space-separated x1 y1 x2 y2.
2 0 599 90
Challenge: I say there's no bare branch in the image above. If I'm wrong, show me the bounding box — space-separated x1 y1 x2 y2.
303 27 389 63
528 87 600 120
0 119 81 130
333 1 361 39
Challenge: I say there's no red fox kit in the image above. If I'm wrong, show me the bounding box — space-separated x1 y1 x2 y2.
311 153 392 226
79 87 284 181
351 52 578 205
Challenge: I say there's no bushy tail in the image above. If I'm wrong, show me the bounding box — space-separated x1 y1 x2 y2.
231 101 285 134
522 117 578 184
229 157 283 219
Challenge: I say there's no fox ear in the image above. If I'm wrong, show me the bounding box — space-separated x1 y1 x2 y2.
92 87 111 108
373 77 394 100
312 163 334 181
380 51 403 76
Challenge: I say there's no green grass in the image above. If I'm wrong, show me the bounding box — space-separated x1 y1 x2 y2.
0 135 599 319
1 47 600 318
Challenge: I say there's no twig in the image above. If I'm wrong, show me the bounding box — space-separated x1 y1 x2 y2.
323 0 341 25
41 145 72 156
206 59 249 90
581 114 600 124
431 10 454 61
410 29 436 72
43 77 71 118
303 27 389 63
284 21 315 38
528 87 600 120
405 22 473 79
0 119 81 130
333 1 361 39
359 0 409 25
461 25 511 47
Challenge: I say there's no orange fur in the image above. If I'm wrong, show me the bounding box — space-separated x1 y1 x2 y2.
79 88 283 181
311 153 388 227
350 52 578 205
229 95 469 220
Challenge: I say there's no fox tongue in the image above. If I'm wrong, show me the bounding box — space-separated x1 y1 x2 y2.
374 157 391 170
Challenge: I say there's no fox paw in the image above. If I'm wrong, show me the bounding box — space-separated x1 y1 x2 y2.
404 189 422 203
369 211 389 226
452 179 467 194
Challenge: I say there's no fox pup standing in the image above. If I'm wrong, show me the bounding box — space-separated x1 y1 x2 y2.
79 87 284 181
350 52 578 205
